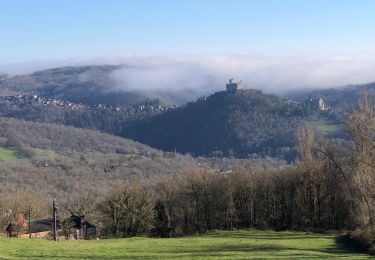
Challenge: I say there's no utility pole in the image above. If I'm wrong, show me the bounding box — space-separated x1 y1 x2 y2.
53 199 58 241
28 207 31 239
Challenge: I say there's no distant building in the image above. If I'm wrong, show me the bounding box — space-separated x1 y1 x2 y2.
6 214 96 240
6 217 61 239
62 214 97 240
226 78 244 92
317 97 325 110
304 95 326 111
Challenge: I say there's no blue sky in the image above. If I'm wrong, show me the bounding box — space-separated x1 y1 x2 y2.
2 0 375 64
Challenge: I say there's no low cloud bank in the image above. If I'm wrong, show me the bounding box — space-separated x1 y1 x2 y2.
109 54 375 93
2 53 375 93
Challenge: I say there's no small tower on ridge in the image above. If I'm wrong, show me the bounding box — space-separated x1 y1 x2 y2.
226 78 244 92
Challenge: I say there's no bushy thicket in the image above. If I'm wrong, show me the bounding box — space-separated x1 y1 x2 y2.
341 228 375 255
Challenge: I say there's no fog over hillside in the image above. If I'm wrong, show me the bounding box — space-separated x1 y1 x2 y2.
2 53 375 95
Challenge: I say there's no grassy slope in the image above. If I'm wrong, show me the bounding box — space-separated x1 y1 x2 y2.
312 115 343 137
0 231 371 259
0 147 25 161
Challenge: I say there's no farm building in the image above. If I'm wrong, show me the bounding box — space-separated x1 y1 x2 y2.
6 214 96 240
62 214 97 240
6 217 61 239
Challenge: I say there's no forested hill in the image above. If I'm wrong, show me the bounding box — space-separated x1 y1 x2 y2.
0 65 186 106
0 116 156 155
122 90 309 160
0 117 198 197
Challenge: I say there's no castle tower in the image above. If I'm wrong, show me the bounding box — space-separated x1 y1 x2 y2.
226 79 244 92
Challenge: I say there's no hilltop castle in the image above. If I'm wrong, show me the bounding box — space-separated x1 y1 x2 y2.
226 78 244 92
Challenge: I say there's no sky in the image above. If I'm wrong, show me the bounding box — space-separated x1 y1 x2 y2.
2 0 375 90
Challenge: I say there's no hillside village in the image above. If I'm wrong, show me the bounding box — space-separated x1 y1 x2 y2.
0 94 177 113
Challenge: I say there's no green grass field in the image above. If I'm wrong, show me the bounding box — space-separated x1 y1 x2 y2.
0 147 26 161
313 116 343 137
0 230 371 259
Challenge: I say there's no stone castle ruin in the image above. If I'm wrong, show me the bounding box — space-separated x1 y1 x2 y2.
226 78 244 92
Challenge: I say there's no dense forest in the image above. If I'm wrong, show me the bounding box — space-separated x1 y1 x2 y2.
123 90 311 160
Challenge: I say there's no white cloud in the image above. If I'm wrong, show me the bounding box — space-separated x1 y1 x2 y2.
2 53 375 93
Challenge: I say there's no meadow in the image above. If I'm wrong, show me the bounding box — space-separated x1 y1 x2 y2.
313 115 343 137
0 147 26 161
0 230 371 259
